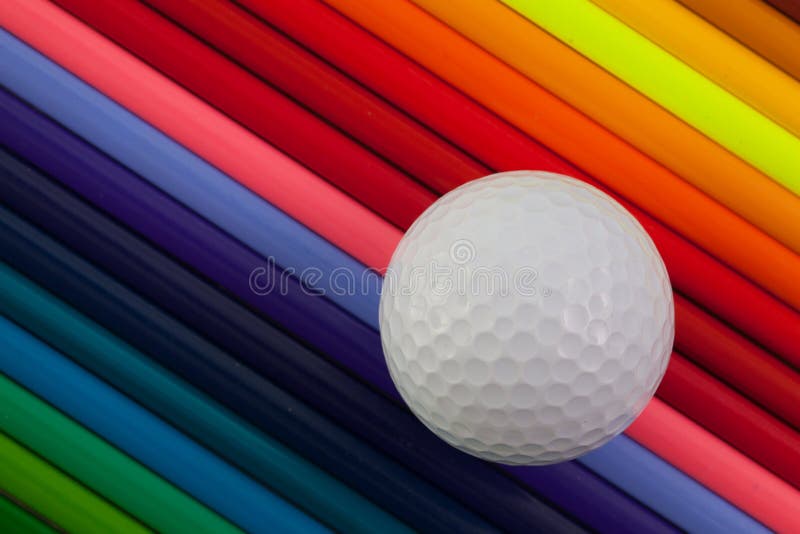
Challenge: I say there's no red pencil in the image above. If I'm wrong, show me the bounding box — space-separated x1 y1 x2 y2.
239 0 800 373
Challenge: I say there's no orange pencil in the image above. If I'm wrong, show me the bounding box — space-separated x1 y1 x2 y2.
679 0 800 81
408 0 800 255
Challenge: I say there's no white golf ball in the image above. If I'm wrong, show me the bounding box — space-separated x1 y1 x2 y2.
379 171 673 465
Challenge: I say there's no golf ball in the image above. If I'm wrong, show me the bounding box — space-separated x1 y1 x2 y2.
379 171 673 465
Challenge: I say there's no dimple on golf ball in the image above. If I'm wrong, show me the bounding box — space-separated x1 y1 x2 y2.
379 171 674 465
